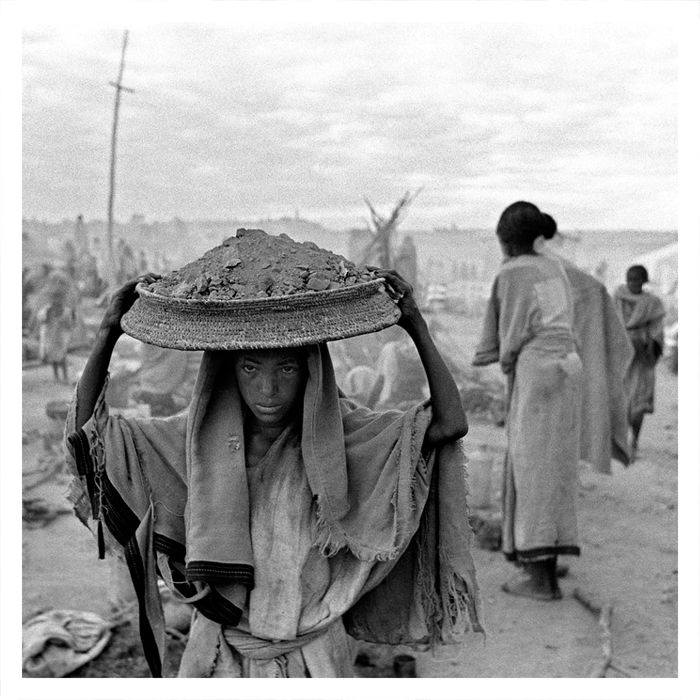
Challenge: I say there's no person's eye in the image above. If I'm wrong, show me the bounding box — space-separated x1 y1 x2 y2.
242 364 257 374
281 365 298 375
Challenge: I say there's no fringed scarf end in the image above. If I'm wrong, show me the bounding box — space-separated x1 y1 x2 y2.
437 546 485 639
312 499 400 562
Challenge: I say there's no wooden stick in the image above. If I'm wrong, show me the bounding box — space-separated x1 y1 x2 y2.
608 662 632 678
573 587 614 678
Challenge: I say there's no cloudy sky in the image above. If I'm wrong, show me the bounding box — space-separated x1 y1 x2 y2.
20 3 681 230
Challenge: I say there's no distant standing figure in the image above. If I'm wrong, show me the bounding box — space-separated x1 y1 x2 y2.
37 299 76 383
120 242 139 284
473 201 583 601
83 254 104 297
62 240 78 279
138 249 149 274
614 265 665 461
394 235 418 288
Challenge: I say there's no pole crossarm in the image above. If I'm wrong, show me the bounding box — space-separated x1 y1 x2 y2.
108 81 136 94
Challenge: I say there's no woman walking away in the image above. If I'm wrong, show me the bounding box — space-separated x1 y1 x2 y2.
64 268 482 677
473 201 583 601
614 265 665 462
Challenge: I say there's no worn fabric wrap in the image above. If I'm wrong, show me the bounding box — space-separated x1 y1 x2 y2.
563 261 633 472
476 255 633 473
64 343 482 677
500 346 583 561
473 255 583 561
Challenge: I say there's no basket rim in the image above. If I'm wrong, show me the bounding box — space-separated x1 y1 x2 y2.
136 276 387 309
121 274 400 350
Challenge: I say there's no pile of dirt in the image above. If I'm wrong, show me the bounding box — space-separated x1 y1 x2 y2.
149 229 376 300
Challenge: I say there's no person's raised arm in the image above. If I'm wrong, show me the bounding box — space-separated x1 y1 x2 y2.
75 274 159 429
373 268 468 448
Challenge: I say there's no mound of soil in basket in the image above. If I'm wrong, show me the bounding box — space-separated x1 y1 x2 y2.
148 229 376 301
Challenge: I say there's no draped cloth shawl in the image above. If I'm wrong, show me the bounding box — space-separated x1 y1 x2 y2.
563 262 633 472
613 285 666 333
65 344 483 676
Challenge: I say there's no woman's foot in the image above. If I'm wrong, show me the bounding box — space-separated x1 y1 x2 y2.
517 560 569 577
502 560 562 601
502 574 562 600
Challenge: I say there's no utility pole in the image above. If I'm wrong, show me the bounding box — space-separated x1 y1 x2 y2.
106 30 135 289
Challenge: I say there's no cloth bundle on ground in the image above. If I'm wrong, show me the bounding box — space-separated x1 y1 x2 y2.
613 285 665 421
64 344 482 677
22 609 112 677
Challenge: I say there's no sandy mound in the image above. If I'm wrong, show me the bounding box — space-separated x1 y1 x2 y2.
148 229 376 301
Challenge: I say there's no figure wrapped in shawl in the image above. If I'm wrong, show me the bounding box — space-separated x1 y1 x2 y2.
473 202 583 601
613 265 665 461
64 269 482 677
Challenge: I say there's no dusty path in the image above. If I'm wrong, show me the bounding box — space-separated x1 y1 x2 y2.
378 365 678 678
21 352 677 678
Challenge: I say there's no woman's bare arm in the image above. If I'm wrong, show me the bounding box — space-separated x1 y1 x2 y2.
373 268 468 447
75 274 159 429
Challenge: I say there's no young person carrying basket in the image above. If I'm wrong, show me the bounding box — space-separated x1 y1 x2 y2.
64 230 482 677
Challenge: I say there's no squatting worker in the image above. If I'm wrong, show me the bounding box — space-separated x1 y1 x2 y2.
473 201 583 601
64 268 483 677
613 265 665 462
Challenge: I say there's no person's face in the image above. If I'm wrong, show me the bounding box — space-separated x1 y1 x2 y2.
234 348 307 428
626 270 646 295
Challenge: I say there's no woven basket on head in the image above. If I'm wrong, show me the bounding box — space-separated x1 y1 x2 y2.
121 279 401 350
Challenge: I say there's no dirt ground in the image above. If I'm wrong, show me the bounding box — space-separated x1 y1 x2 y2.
21 317 678 678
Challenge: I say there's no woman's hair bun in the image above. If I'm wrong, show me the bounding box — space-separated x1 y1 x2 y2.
540 213 557 240
497 201 557 246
